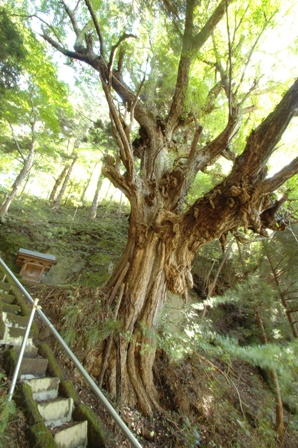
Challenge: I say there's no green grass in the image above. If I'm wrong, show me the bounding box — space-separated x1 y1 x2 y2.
0 194 129 287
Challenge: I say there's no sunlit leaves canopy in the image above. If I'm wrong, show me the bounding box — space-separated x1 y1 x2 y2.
0 6 27 90
31 0 298 192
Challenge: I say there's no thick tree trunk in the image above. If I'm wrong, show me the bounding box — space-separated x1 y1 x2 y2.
102 236 166 413
100 210 197 414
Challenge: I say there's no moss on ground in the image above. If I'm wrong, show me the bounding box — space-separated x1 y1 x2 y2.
3 348 17 377
37 343 64 379
27 422 57 448
16 382 42 426
0 196 128 287
59 379 79 404
73 403 108 448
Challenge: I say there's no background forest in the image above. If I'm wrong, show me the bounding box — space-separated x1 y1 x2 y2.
1 0 298 447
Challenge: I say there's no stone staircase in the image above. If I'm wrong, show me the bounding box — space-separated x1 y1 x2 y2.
0 272 105 448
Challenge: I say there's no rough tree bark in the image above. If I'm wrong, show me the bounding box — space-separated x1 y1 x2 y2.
40 0 298 414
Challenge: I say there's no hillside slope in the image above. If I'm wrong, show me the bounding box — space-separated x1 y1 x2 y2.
0 196 297 447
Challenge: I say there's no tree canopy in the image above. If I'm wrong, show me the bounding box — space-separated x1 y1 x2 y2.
0 5 27 90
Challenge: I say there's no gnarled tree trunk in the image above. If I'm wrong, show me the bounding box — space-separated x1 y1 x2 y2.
98 178 264 413
103 233 167 413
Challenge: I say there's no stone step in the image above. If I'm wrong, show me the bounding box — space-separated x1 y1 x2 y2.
0 291 16 304
54 421 88 448
0 281 12 292
13 345 39 358
0 263 92 448
24 377 60 401
38 398 74 427
2 311 29 328
0 325 34 346
19 357 49 379
1 303 21 315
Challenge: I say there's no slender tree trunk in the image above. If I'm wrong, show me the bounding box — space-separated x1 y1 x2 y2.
63 180 76 204
81 163 98 205
263 242 298 338
117 192 124 216
17 166 32 199
80 180 89 205
103 183 113 217
52 155 78 210
49 163 70 203
0 146 35 221
89 170 103 219
255 309 284 441
202 239 234 318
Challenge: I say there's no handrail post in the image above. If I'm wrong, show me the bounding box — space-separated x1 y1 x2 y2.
8 298 39 402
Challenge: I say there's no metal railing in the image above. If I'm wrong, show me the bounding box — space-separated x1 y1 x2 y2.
0 257 142 448
8 297 40 401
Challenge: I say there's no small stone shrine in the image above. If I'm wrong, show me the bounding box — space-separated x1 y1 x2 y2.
16 248 57 283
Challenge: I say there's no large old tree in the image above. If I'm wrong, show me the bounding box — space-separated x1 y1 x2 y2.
32 0 298 413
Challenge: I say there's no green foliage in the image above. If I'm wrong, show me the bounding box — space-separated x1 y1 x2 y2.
186 163 227 205
61 294 122 350
0 3 73 210
157 229 298 445
87 318 122 347
0 22 71 127
62 326 78 346
180 415 201 448
0 6 26 90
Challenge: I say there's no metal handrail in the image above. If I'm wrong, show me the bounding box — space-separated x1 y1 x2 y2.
0 258 142 448
8 298 40 401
